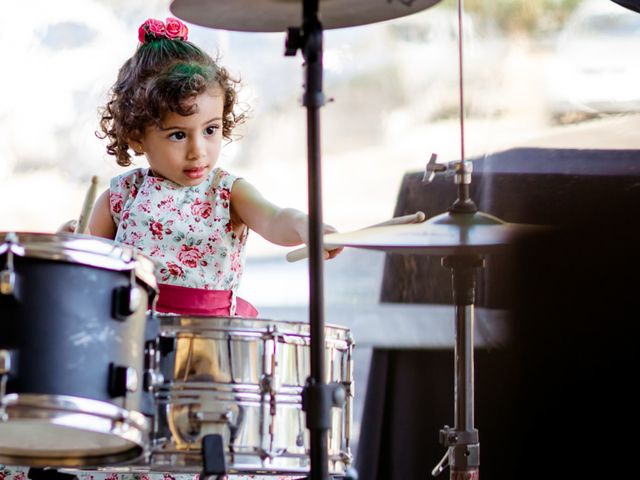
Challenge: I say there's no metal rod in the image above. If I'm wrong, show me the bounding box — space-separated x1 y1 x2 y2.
305 31 326 393
301 1 328 479
454 304 474 432
307 90 329 480
444 255 481 479
457 0 467 203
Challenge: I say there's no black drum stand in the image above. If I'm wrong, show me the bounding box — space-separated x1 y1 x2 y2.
284 3 351 479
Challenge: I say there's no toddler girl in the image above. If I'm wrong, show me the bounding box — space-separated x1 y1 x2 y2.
85 17 341 316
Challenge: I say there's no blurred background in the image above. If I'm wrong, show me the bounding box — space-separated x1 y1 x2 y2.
2 0 640 460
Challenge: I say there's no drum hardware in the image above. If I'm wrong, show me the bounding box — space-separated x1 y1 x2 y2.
201 433 227 480
27 468 79 480
158 334 177 354
283 2 354 478
260 373 278 419
113 251 146 320
423 153 472 185
0 349 16 379
143 340 165 392
429 1 501 472
190 407 234 427
0 349 16 421
0 265 15 295
430 254 483 480
108 364 140 397
1 233 17 296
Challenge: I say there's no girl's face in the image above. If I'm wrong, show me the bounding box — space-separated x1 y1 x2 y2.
138 86 224 187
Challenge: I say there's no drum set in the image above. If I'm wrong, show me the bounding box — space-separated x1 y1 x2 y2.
0 232 354 477
1 1 542 480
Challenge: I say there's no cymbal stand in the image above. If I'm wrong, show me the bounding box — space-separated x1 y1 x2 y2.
430 1 482 475
427 159 483 480
285 1 346 479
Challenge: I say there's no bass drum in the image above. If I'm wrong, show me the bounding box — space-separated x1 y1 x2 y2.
0 232 158 467
150 315 354 475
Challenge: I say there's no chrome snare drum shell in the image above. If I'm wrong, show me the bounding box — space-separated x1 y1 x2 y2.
152 315 354 475
0 231 159 467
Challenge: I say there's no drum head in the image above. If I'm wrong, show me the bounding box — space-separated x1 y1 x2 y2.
0 231 158 290
0 395 149 466
0 423 140 457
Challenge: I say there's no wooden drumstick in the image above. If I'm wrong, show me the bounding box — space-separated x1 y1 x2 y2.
286 211 427 263
75 176 99 234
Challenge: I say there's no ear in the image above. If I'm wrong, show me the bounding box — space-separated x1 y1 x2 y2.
128 139 145 155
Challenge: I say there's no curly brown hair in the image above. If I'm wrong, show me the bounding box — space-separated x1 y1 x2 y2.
98 38 246 167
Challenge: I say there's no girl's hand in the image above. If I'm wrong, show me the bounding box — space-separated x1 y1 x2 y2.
322 224 343 260
295 223 343 260
57 220 78 233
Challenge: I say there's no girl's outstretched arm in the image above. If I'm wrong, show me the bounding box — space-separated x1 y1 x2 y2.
231 178 342 258
88 189 117 239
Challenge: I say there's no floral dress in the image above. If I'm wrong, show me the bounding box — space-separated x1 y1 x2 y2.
110 167 256 316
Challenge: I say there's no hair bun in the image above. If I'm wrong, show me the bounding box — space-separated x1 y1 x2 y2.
138 17 189 44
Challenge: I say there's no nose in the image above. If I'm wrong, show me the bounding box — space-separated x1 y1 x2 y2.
187 136 206 161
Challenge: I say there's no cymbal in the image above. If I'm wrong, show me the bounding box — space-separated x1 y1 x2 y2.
170 0 443 32
324 211 545 256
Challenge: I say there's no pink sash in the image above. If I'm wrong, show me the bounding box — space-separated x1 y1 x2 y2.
156 283 258 317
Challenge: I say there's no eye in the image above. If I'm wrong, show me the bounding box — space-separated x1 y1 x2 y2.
204 125 219 136
168 131 186 141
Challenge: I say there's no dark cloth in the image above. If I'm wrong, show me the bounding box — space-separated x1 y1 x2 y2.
612 0 640 14
356 147 640 479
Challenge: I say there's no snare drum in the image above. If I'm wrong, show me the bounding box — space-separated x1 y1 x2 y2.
0 232 158 467
150 315 354 475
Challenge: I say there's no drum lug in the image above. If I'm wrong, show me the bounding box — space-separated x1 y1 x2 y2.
113 261 144 320
113 285 144 320
260 373 279 417
0 270 16 296
108 363 139 397
1 240 16 296
0 349 17 377
143 340 164 391
259 373 273 393
158 335 176 355
143 370 164 391
0 349 18 421
191 407 234 426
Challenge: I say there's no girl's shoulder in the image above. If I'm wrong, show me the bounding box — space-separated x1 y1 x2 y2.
110 167 149 193
211 167 242 190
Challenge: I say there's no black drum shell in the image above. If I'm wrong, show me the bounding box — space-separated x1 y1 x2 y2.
0 254 153 414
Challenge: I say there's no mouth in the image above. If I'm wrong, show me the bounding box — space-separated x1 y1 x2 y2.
184 166 208 179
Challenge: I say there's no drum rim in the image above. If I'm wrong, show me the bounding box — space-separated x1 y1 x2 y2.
149 446 351 474
66 447 351 475
0 393 149 466
156 314 353 339
0 231 158 290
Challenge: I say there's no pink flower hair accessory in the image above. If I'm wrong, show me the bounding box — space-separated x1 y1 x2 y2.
138 17 189 44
